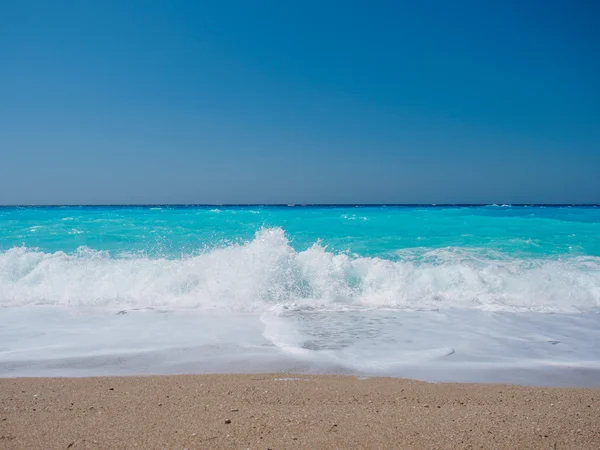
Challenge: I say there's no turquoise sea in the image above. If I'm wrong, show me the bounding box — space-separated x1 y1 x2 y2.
1 205 599 385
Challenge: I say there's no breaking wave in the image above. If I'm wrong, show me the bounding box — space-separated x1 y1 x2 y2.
1 228 599 312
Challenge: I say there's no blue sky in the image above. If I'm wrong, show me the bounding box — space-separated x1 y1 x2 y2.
1 0 598 204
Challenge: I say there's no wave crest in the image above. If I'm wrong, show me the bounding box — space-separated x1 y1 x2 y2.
1 228 599 312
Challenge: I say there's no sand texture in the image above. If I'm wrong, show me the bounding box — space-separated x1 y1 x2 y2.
1 374 599 449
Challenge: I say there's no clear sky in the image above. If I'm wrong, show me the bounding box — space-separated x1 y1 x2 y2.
1 1 599 204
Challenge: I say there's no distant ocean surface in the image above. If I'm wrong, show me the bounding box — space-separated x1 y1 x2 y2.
1 205 599 386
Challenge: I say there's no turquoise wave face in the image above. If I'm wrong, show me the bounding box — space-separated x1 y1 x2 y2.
1 205 599 258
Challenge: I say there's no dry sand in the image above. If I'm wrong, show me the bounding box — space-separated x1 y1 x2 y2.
1 374 599 449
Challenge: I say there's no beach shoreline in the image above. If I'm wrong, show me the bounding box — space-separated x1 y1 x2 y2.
1 373 599 449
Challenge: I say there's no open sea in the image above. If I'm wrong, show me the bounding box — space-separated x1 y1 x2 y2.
1 205 599 386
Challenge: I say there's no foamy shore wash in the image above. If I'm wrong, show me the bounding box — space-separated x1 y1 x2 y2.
0 206 599 385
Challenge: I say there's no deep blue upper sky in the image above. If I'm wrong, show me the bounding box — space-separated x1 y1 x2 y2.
1 0 598 204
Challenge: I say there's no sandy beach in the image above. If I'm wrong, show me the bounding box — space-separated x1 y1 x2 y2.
1 374 599 449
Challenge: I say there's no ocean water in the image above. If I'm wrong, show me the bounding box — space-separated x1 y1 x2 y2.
1 205 599 386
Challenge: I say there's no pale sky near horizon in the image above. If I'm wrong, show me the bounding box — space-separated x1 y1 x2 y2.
1 1 599 204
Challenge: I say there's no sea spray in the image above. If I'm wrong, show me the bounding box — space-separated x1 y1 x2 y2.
1 227 598 312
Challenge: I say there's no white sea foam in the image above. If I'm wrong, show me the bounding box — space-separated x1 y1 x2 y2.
3 305 598 385
0 228 599 312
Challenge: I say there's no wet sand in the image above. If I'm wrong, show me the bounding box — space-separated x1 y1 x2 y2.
1 374 599 449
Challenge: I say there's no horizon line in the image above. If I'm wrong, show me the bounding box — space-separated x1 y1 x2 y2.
1 203 599 208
